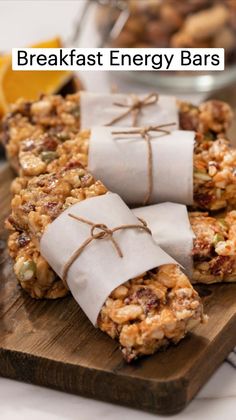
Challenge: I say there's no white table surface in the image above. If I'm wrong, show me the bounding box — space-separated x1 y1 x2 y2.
0 1 235 419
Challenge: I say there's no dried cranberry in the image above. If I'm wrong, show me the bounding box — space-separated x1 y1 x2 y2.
65 160 83 170
42 136 59 151
192 239 212 258
210 256 234 276
18 233 30 248
45 201 57 210
194 192 213 209
136 287 159 314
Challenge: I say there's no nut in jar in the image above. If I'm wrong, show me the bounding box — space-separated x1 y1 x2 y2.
96 0 236 65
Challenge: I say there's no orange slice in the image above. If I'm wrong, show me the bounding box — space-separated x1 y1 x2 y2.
0 37 73 116
0 56 9 115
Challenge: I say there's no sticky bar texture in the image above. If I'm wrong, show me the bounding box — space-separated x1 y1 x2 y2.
6 165 204 361
10 127 236 212
0 93 233 174
40 193 176 325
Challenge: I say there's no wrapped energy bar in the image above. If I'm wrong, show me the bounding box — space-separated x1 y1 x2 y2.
9 199 236 301
134 202 236 284
79 92 233 137
12 128 236 211
0 91 233 173
6 166 205 362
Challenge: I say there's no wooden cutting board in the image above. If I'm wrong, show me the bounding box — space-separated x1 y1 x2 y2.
0 163 236 415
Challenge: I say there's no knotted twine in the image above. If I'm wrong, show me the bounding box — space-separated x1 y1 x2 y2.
62 213 151 287
112 123 176 205
105 92 159 127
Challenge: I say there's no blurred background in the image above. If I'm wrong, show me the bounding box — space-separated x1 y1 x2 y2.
0 0 236 134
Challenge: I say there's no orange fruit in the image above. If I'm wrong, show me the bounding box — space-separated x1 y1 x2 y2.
0 37 73 116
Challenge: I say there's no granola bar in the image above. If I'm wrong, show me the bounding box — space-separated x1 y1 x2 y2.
178 100 233 136
8 230 67 299
20 131 88 176
98 264 205 362
193 137 236 211
0 93 232 173
191 210 236 284
10 131 89 194
6 165 205 361
12 129 236 212
9 192 236 297
0 92 81 172
7 163 105 298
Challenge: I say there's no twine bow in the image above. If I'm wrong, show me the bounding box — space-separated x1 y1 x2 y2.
62 213 151 286
112 123 176 205
105 92 158 127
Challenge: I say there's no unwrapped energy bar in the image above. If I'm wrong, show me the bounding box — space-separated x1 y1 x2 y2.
6 165 205 361
0 93 81 172
178 99 233 135
193 137 236 211
191 211 236 284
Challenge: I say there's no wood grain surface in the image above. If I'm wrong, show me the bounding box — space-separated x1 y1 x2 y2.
0 163 236 415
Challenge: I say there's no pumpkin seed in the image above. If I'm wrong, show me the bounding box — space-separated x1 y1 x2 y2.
19 260 36 281
41 151 58 162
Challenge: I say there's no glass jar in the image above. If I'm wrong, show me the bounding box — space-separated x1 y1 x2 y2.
95 0 236 93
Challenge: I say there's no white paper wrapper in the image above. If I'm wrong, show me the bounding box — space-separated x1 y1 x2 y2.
133 202 195 276
88 127 195 206
80 92 179 129
40 193 177 325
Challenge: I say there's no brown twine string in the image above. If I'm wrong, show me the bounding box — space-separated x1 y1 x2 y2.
112 123 176 205
62 214 151 286
105 92 159 127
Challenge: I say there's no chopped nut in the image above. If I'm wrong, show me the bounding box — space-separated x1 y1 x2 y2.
194 172 212 182
18 260 36 281
110 304 143 324
41 150 58 162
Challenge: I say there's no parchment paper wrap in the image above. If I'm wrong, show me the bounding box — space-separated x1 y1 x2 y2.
80 92 179 129
133 202 195 276
40 193 177 325
88 127 195 206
